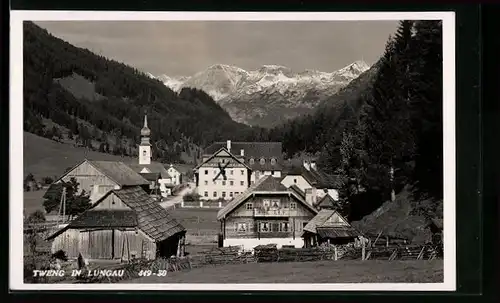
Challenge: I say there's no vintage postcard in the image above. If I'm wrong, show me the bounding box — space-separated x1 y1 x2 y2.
10 11 456 291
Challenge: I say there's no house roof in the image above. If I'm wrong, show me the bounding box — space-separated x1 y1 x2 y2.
47 210 138 240
314 194 337 209
217 176 318 220
127 162 172 179
53 159 149 187
203 142 283 171
303 209 359 239
195 147 251 171
288 185 306 200
47 186 185 242
88 160 149 186
140 172 161 182
167 163 193 174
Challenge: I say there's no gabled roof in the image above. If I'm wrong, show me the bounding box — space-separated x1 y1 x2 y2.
288 185 306 200
204 142 282 160
195 147 251 171
48 186 185 242
284 166 341 189
127 162 172 179
303 209 357 236
87 160 149 186
217 176 318 220
52 159 149 188
140 172 161 182
314 194 337 209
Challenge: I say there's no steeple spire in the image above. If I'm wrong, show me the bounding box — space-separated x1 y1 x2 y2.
141 114 151 137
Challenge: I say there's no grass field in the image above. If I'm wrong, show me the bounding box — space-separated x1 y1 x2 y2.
23 132 136 180
169 208 220 249
127 259 443 283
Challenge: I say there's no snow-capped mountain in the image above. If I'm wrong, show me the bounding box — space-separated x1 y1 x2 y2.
153 61 370 127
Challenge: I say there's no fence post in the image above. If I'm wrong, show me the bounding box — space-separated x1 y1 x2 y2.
362 243 366 260
181 201 185 208
334 246 338 261
200 200 204 208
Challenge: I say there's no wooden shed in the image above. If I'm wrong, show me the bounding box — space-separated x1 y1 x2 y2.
47 186 186 261
302 209 361 247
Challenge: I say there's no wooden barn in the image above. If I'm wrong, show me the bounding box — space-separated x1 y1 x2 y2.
302 209 361 247
47 186 186 261
49 159 150 204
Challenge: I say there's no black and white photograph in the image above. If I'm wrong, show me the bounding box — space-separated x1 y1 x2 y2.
10 11 456 291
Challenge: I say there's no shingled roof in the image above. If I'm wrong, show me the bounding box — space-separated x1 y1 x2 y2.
302 209 360 238
217 176 318 220
48 186 185 242
314 194 337 210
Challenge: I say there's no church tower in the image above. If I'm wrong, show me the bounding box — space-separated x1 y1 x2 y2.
139 115 151 165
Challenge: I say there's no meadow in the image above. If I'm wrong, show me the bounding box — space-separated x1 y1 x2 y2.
127 259 444 283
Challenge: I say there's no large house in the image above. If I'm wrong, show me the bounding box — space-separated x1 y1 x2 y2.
194 140 283 201
47 186 186 260
216 175 318 250
281 160 340 206
194 143 252 201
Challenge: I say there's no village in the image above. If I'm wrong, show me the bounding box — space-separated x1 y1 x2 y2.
23 114 444 284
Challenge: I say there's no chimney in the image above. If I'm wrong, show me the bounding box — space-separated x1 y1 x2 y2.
227 140 231 152
240 149 244 156
303 160 311 171
305 188 315 206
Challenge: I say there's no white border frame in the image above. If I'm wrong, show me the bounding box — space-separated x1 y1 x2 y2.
10 11 456 291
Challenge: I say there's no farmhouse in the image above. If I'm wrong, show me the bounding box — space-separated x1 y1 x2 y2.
302 209 360 248
47 186 186 260
281 160 340 206
48 159 149 204
166 164 183 186
203 140 284 182
194 144 252 201
217 175 318 250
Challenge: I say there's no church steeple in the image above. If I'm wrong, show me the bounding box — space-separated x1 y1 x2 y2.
139 114 151 165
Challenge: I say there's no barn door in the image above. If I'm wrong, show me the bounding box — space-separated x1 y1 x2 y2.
88 230 113 259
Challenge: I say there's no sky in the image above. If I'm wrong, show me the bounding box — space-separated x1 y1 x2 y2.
35 21 398 77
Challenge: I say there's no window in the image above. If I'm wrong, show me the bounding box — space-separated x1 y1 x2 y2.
229 192 233 197
204 180 208 185
249 158 255 165
271 199 280 208
259 222 270 232
236 223 247 233
293 178 297 184
222 192 226 198
222 181 226 186
143 150 147 156
271 170 275 175
240 170 245 175
280 222 289 232
240 181 244 186
235 192 239 195
260 158 265 165
271 158 276 165
290 202 297 209
263 199 270 208
251 181 255 185
230 181 234 186
246 203 253 210
230 170 234 175
204 170 208 175
213 191 217 197
204 191 208 197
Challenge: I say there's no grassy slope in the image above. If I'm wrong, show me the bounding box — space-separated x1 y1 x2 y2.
23 131 136 180
127 259 443 283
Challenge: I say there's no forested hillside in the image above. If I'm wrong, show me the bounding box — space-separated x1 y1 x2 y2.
265 20 444 220
23 21 257 163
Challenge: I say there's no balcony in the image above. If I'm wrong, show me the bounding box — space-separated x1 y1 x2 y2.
253 208 297 217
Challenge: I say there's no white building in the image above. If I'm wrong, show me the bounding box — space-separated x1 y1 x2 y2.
166 164 182 186
194 144 252 201
281 160 339 206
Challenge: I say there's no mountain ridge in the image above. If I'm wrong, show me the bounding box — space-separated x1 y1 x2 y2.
152 61 370 127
